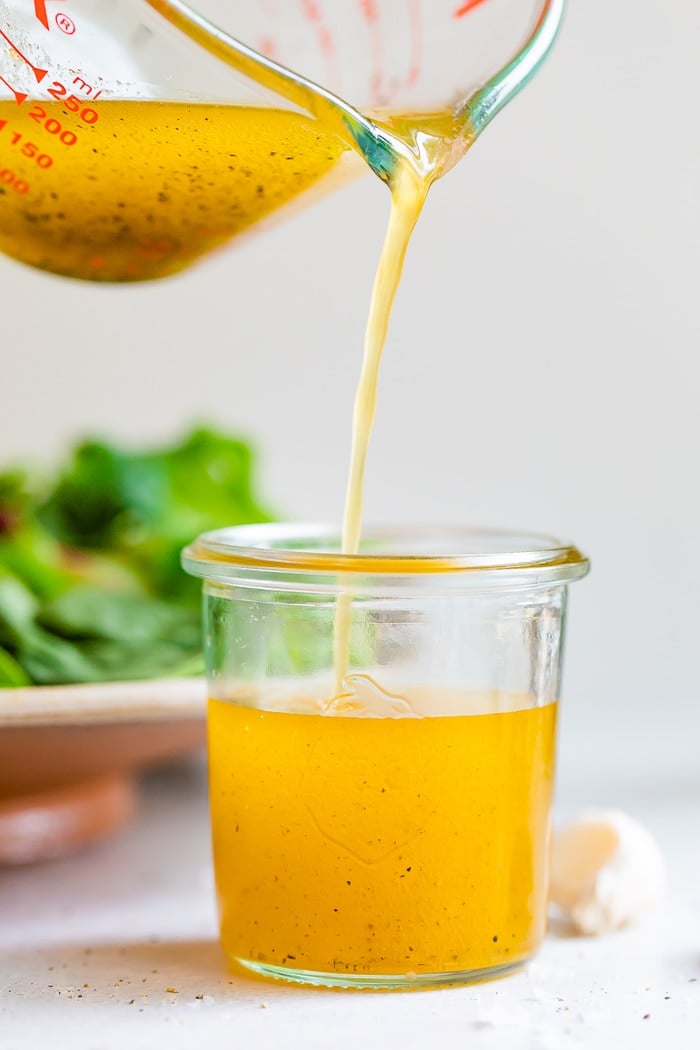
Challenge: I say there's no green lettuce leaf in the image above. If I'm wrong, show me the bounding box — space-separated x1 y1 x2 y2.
0 426 272 686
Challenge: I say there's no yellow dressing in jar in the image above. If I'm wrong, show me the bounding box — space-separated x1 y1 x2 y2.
208 690 557 981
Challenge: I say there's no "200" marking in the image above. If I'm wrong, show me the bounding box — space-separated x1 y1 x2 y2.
28 104 78 145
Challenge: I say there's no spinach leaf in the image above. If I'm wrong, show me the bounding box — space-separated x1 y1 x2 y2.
38 586 197 645
0 427 273 687
17 630 106 686
0 573 39 647
38 427 274 600
0 647 31 687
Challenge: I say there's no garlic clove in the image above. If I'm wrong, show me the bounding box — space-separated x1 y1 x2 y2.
549 809 665 936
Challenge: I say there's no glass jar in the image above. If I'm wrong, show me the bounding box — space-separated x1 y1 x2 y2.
183 524 589 990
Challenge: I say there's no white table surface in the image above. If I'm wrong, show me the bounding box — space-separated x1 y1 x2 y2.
1 744 698 1050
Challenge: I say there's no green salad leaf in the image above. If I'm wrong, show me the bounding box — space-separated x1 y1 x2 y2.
0 427 273 687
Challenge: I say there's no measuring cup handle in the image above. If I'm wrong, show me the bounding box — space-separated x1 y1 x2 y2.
467 0 566 136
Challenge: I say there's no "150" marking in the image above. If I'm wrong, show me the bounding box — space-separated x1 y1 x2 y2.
0 124 53 167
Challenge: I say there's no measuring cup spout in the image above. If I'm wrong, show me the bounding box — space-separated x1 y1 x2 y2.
147 0 566 183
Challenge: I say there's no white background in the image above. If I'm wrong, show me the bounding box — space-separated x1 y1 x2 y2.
1 0 699 783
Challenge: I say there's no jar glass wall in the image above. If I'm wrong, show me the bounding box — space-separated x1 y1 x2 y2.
183 524 589 990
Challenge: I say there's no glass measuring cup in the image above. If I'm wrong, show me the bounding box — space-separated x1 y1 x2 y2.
0 0 565 281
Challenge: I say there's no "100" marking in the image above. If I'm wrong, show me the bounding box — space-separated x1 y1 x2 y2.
0 166 30 193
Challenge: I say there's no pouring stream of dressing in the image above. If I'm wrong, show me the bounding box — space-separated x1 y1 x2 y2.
332 125 472 691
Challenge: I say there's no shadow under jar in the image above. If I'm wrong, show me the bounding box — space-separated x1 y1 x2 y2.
183 524 589 990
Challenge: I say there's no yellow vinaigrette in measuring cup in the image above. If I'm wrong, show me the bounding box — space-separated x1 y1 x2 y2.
0 101 350 281
0 0 563 282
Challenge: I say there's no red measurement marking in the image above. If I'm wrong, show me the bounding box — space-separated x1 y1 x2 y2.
301 0 334 54
0 167 30 193
257 36 278 59
137 237 176 257
454 0 490 17
362 2 384 104
318 26 334 59
405 0 423 89
0 27 48 82
0 75 27 105
302 0 321 20
35 0 65 30
300 1 339 87
359 0 378 23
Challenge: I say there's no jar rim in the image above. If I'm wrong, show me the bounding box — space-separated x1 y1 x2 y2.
182 523 590 592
